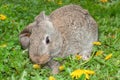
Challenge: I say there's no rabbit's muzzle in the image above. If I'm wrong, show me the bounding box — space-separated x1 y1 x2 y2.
29 53 50 64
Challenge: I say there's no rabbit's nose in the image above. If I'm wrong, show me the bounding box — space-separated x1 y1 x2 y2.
38 53 50 64
29 53 50 64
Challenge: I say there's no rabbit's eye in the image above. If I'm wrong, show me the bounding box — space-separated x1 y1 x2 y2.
46 36 50 44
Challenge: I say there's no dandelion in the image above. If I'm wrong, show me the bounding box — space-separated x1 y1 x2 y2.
93 41 101 46
95 50 103 56
59 65 65 71
105 53 112 60
70 69 85 79
84 70 95 75
0 14 7 20
49 76 56 80
70 69 95 79
33 64 40 69
0 44 7 48
58 0 62 5
75 54 82 60
100 0 108 3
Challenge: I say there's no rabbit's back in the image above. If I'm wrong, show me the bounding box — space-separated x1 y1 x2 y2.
50 5 98 57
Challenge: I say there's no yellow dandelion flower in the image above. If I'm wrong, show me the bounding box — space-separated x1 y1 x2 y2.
33 64 40 69
70 69 95 79
59 65 65 71
100 0 108 3
75 54 82 60
95 50 104 56
49 76 56 80
0 44 7 48
84 73 89 79
58 0 62 5
0 14 7 20
70 69 85 79
105 54 112 60
93 41 101 46
84 70 95 75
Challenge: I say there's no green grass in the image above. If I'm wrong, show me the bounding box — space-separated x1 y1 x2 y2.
0 0 120 80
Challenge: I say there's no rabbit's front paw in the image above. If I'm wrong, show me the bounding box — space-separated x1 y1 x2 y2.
49 61 60 74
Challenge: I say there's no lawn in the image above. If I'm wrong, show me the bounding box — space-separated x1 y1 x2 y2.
0 0 120 80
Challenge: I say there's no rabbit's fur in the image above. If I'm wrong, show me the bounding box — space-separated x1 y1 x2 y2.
19 4 98 74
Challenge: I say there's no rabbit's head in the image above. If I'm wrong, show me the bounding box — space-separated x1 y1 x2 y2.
19 12 63 64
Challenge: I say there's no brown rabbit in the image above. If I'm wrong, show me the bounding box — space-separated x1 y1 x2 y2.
19 4 98 74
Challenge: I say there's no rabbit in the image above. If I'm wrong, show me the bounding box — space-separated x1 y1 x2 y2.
19 4 98 74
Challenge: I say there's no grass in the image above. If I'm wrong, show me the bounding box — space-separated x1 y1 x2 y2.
0 0 120 80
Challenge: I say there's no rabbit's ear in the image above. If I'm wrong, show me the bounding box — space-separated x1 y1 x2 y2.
19 30 30 49
35 11 49 23
19 22 36 49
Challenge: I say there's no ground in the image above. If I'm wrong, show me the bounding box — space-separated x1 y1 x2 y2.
0 0 120 80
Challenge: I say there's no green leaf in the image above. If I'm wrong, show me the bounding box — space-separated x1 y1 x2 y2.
79 74 86 80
